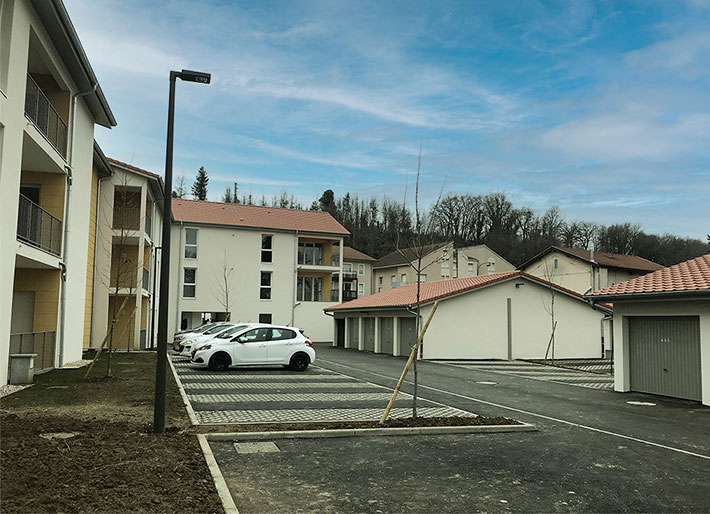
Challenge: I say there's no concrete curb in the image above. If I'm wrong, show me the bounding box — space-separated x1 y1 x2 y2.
167 356 198 426
197 434 239 514
205 422 536 441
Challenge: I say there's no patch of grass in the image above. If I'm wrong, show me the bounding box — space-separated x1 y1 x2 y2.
0 351 224 514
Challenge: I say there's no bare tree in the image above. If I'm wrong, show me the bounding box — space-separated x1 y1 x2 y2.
541 260 558 363
213 250 237 320
172 173 187 199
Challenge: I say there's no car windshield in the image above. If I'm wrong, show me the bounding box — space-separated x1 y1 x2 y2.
204 324 230 335
191 324 214 334
217 325 249 338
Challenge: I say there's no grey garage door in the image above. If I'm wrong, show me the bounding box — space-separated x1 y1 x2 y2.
399 318 416 356
380 317 394 354
628 316 701 401
363 318 375 351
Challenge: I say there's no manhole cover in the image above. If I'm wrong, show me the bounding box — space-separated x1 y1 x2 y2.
234 441 280 454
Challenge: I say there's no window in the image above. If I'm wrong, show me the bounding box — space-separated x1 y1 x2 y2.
442 258 449 269
183 268 196 298
554 258 559 270
487 260 496 272
358 263 364 275
391 275 396 286
241 327 269 342
343 263 353 272
358 283 364 296
416 274 427 283
184 229 198 259
260 271 272 300
298 242 323 265
468 258 477 273
270 328 296 340
378 276 383 285
442 274 450 279
401 274 407 284
297 276 323 301
258 313 272 324
261 235 273 263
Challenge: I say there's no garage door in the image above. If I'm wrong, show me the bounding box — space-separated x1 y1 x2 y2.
628 316 701 401
380 317 394 354
363 318 375 351
399 318 416 356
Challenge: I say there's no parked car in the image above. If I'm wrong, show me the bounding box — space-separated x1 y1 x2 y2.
178 323 239 357
190 324 315 372
172 322 220 351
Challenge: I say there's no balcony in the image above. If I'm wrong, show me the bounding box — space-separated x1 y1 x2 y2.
331 290 358 302
24 74 67 158
9 331 56 372
112 206 141 231
16 194 62 257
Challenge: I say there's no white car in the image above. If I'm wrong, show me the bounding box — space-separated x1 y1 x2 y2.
172 322 220 351
179 323 239 357
191 324 316 372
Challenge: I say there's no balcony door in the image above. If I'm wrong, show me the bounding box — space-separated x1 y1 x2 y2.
20 185 40 204
11 292 35 334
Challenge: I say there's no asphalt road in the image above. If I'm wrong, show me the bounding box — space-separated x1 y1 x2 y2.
211 345 710 513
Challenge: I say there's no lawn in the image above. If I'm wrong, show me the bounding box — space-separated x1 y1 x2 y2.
0 351 224 514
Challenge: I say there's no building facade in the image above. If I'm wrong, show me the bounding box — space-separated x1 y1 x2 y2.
372 242 514 293
1 0 116 384
167 200 349 342
90 159 164 352
331 246 375 301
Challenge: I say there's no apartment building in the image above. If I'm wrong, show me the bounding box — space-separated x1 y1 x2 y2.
167 199 349 342
331 246 375 301
90 159 164 352
372 242 514 293
520 246 663 294
1 0 116 384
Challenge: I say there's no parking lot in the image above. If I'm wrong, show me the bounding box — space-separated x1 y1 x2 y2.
170 356 475 425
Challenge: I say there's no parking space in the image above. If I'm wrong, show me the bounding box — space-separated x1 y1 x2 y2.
435 359 614 390
170 356 474 425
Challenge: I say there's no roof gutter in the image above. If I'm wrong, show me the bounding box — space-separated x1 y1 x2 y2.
588 289 710 302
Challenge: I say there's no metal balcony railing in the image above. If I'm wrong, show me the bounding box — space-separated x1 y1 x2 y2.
24 74 68 158
9 331 56 372
16 194 62 257
331 290 358 302
112 206 141 231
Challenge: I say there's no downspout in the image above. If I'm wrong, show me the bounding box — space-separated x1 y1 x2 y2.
58 83 97 367
291 230 299 325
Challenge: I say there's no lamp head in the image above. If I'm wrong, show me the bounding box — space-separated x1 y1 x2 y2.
178 69 211 84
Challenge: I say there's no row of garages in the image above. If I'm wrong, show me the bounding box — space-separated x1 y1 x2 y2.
326 258 710 407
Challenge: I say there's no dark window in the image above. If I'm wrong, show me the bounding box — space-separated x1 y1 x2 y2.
270 328 296 340
242 328 269 342
183 268 196 298
260 271 272 300
261 235 273 263
258 313 272 324
184 229 198 259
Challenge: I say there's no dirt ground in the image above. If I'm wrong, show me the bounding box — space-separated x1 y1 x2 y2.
0 351 224 514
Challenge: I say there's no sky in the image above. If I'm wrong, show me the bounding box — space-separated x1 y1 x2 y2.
64 0 710 239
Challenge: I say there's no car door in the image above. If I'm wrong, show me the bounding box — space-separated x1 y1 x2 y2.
231 327 269 364
266 328 298 364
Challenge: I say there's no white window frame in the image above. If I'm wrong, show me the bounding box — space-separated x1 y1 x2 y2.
260 271 272 300
468 258 477 273
343 262 353 272
183 267 197 298
416 274 427 283
391 275 396 286
401 273 407 284
358 263 364 275
297 275 323 302
298 242 323 265
358 283 364 296
184 228 198 259
261 234 273 263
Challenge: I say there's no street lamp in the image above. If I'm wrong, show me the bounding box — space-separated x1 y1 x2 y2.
154 69 211 434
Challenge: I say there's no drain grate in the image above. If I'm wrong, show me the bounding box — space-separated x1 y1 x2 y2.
234 441 281 454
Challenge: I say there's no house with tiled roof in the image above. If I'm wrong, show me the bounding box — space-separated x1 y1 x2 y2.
168 199 350 342
325 271 611 360
587 254 710 406
520 246 663 295
89 158 165 352
372 242 514 293
331 246 376 301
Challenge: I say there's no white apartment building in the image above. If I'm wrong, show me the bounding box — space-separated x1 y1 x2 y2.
167 199 349 342
373 242 514 293
1 0 116 384
90 158 164 351
331 246 375 301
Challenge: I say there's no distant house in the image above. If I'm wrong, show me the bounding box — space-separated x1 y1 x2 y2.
372 242 514 293
326 271 611 360
520 246 663 295
331 246 375 301
167 199 349 342
588 254 710 406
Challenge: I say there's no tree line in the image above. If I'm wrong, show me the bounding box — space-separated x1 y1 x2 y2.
172 166 708 267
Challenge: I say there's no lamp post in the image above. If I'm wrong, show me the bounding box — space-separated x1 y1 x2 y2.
477 262 491 275
154 69 210 434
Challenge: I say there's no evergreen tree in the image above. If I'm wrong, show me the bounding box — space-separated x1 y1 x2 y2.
192 166 209 200
222 186 233 203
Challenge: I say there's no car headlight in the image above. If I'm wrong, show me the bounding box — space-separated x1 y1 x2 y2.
197 344 211 351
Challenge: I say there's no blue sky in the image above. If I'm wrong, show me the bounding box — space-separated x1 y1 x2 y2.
65 0 709 239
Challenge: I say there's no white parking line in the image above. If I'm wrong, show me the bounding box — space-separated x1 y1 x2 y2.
317 358 710 461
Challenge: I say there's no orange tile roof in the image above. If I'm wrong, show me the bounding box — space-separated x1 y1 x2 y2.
325 270 601 311
107 157 162 180
519 246 662 273
333 246 376 262
172 199 349 235
588 254 710 298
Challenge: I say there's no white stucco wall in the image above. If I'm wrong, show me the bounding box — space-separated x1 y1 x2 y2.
523 250 594 294
610 298 710 407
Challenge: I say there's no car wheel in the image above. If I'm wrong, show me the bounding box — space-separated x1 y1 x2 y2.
289 353 309 372
209 352 231 371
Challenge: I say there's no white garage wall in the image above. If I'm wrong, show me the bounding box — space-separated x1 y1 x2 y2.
611 299 710 407
419 278 606 360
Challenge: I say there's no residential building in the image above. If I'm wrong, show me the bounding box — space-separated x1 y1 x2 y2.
167 199 349 342
372 242 514 292
331 246 375 301
520 246 663 295
326 271 612 360
588 254 710 406
1 0 116 384
90 158 164 351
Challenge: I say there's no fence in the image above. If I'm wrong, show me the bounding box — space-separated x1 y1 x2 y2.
24 74 67 157
16 194 62 256
9 331 56 372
